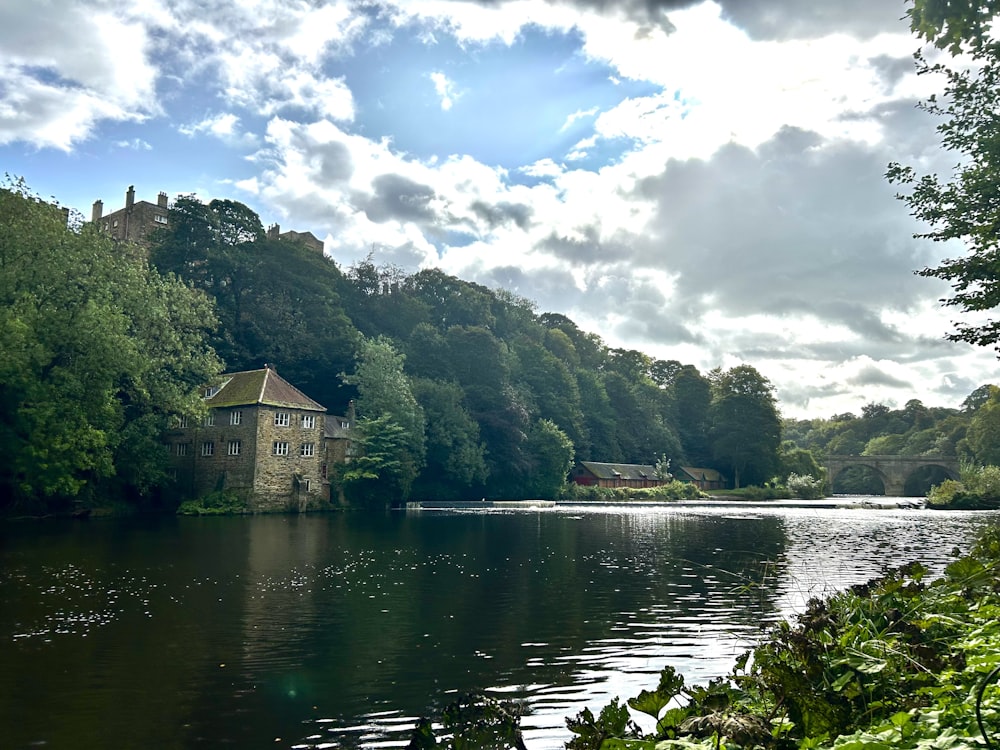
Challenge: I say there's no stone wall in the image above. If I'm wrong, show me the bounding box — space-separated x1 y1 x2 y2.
251 407 327 512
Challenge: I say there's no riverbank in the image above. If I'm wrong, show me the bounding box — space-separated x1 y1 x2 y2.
407 496 926 510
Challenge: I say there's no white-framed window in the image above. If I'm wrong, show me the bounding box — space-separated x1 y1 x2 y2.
203 386 219 398
176 443 188 456
273 441 289 456
154 214 168 224
201 441 214 456
202 412 215 427
302 478 312 492
230 410 242 426
300 442 315 457
274 412 290 427
112 219 119 228
302 414 316 429
340 420 350 429
228 440 241 456
177 415 189 428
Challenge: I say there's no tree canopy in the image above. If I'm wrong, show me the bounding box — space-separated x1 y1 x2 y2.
888 1 1000 350
0 180 221 511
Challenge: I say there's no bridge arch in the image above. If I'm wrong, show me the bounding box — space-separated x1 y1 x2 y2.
825 455 960 497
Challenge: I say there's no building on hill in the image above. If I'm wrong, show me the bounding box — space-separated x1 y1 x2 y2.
570 461 669 489
267 223 324 254
675 466 727 491
91 185 169 246
91 186 325 253
166 366 345 512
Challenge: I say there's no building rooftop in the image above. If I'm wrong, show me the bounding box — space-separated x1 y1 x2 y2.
206 367 325 411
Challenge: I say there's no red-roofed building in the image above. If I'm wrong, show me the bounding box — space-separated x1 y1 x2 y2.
166 366 335 512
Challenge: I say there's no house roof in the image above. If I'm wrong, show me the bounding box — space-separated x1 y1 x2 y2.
677 466 726 483
578 461 662 481
206 368 325 411
324 415 353 439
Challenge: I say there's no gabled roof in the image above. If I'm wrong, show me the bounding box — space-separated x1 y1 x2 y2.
578 461 661 481
206 368 325 411
677 466 726 483
324 415 353 439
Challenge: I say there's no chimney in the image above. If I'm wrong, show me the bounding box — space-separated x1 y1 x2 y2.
92 200 103 222
126 185 135 209
157 191 168 208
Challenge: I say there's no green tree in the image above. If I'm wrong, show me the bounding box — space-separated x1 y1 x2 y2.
966 386 1000 465
709 365 782 488
341 336 426 504
888 2 1000 349
0 180 222 511
522 419 574 499
411 378 488 499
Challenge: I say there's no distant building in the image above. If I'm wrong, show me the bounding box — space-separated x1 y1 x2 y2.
570 461 668 489
166 366 343 512
91 185 169 246
90 186 325 254
675 466 727 491
267 223 324 254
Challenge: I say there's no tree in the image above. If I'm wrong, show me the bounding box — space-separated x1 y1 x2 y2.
411 378 488 499
966 386 1000 465
0 180 222 510
709 365 782 488
341 336 426 503
522 419 574 499
887 2 1000 350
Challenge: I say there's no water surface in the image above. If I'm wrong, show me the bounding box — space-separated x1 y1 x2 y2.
0 504 993 749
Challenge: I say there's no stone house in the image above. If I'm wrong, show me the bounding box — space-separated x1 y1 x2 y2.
570 461 669 489
91 185 169 246
166 366 332 512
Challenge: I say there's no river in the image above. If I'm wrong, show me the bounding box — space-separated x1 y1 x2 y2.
0 503 995 749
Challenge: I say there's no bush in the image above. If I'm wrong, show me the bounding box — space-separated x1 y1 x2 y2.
739 485 790 500
786 473 826 499
558 481 704 502
176 490 247 515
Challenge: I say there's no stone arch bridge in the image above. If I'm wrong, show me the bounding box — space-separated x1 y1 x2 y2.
824 455 960 497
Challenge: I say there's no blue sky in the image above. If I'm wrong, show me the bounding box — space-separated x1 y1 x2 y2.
3 0 998 419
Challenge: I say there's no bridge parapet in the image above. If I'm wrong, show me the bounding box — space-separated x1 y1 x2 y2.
824 455 960 496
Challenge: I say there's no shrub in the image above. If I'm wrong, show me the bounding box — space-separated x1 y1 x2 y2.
176 490 247 515
786 473 826 499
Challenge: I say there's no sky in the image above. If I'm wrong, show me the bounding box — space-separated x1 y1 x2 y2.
3 0 998 420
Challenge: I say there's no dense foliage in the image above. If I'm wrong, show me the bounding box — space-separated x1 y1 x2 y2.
0 180 221 513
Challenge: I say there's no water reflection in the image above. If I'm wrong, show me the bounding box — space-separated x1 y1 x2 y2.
0 506 992 750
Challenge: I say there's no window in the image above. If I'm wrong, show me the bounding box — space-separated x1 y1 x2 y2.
228 440 241 456
112 219 119 228
202 412 215 427
154 214 168 224
176 443 188 456
273 441 289 456
274 412 290 427
230 410 242 426
302 415 316 429
302 478 312 492
177 415 189 428
340 420 350 429
300 442 315 457
201 441 214 457
203 386 219 398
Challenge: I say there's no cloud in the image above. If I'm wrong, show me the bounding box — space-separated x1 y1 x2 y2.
429 71 461 110
179 113 258 146
0 2 158 148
